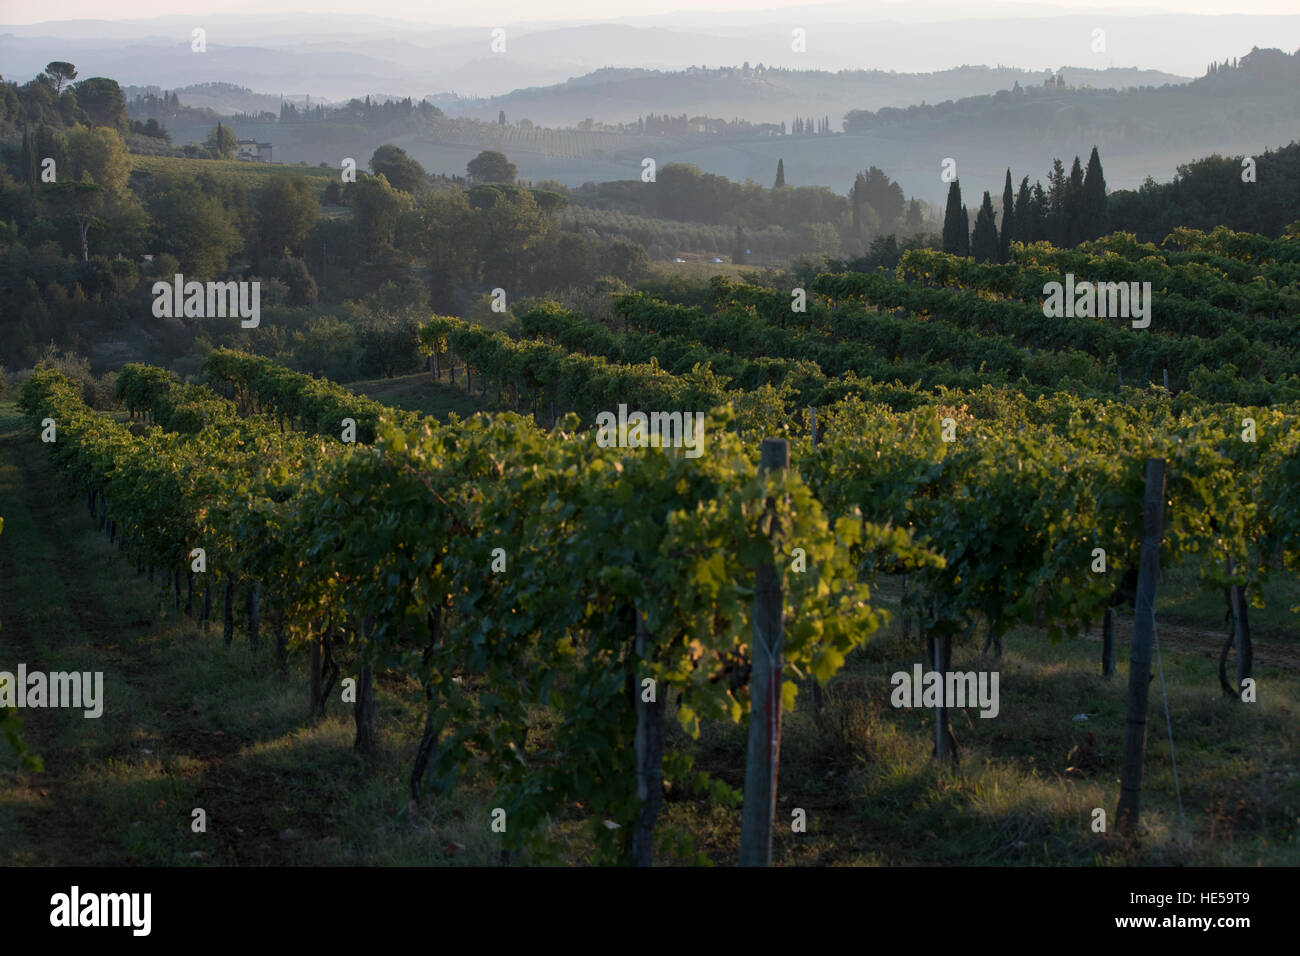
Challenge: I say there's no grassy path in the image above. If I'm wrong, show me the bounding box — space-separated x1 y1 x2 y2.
0 401 484 865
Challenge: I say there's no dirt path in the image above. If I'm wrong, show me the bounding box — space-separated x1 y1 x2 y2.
1077 617 1300 671
878 588 1298 671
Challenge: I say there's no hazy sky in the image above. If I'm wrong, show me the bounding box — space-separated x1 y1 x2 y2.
3 0 1298 26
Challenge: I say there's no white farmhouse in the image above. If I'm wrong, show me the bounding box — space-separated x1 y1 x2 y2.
236 139 273 162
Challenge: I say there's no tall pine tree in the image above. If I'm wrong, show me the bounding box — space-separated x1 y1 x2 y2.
941 179 966 255
1081 146 1108 241
775 158 785 188
971 191 999 262
998 168 1015 263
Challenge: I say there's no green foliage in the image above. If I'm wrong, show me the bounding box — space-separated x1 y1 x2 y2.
351 173 409 247
22 330 1300 864
942 180 968 256
64 125 130 197
72 77 127 130
1111 141 1300 242
0 513 43 772
369 144 426 195
205 122 237 160
277 256 318 306
256 175 318 257
998 169 1015 264
466 150 517 184
971 191 999 263
143 171 243 275
43 62 78 93
586 161 850 235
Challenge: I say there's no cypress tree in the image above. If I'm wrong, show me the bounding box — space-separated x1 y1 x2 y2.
35 125 59 186
972 191 999 262
905 198 924 231
998 168 1015 263
958 205 970 257
941 179 965 255
775 158 785 188
1082 146 1108 241
1046 159 1068 246
1065 155 1085 247
1013 175 1033 245
1030 181 1048 243
851 171 865 237
20 127 34 193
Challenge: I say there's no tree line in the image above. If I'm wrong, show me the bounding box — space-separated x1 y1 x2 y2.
941 147 1109 261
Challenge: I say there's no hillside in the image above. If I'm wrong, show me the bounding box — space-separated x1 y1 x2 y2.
4 9 1298 95
441 62 1189 128
7 222 1300 870
140 49 1299 205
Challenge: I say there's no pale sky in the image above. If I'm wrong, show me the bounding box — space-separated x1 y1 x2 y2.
2 0 1298 26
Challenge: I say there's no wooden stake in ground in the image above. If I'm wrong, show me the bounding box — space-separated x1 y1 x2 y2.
411 605 445 799
1225 555 1253 697
632 607 665 866
246 581 260 650
807 408 825 725
928 629 958 762
309 620 326 723
353 664 375 755
271 601 288 675
223 577 235 647
1116 457 1166 833
739 438 788 867
1102 607 1115 676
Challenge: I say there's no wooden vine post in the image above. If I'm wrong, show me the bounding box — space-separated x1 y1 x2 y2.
1102 606 1116 676
223 576 236 647
808 407 825 724
740 438 788 866
1225 555 1253 697
632 607 665 866
1116 457 1166 833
